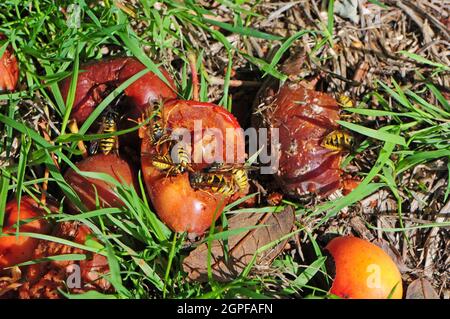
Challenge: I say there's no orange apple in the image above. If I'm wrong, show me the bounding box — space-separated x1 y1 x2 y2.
325 236 403 299
0 197 52 269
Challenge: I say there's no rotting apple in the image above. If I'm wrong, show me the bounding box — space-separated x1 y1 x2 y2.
19 221 111 299
0 196 52 270
60 56 177 125
0 34 19 92
64 153 137 212
141 100 247 234
253 54 343 198
325 236 403 299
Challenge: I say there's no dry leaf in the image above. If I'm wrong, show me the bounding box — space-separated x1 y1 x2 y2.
334 0 359 24
349 216 375 241
406 278 439 299
183 206 295 282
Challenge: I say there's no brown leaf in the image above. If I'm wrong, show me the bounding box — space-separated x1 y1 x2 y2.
406 278 439 299
182 206 295 282
349 216 374 241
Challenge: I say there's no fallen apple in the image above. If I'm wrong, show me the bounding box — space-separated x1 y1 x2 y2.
325 236 403 299
0 196 52 269
64 153 137 211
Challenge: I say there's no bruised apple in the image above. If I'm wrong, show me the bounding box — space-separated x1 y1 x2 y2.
0 34 19 92
0 197 52 269
141 100 246 234
64 153 136 211
325 236 403 299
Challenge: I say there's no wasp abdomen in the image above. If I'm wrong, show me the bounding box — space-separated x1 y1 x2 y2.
321 130 354 152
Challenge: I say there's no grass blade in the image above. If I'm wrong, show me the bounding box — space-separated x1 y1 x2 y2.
337 121 406 146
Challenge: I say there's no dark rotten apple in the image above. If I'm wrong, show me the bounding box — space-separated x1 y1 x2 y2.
19 221 112 299
253 54 343 198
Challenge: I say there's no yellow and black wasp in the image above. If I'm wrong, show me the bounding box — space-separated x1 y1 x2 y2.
147 105 180 158
204 162 252 194
151 154 180 175
337 94 354 108
149 108 165 144
137 101 169 147
170 142 192 173
149 142 193 176
90 111 119 155
337 93 362 123
320 130 354 152
230 168 248 193
189 171 236 196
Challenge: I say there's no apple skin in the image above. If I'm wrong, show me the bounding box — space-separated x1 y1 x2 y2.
0 197 52 269
60 57 177 124
325 236 403 299
0 34 19 92
64 153 137 212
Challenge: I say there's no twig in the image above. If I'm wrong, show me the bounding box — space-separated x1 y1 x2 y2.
187 51 199 102
384 0 448 61
210 34 240 54
402 0 450 41
350 61 370 94
38 121 59 206
208 77 261 87
423 200 449 278
114 0 137 18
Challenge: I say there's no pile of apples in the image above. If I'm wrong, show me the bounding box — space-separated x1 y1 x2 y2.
0 35 403 299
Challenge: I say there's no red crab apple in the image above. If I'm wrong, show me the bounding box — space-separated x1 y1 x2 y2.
0 196 52 269
64 153 137 211
60 57 178 151
0 34 19 92
60 56 177 124
141 100 247 234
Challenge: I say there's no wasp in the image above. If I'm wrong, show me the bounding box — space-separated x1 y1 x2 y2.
137 101 168 146
171 142 191 172
189 172 236 196
149 108 165 144
148 142 192 176
90 111 119 155
204 162 251 193
320 130 354 152
151 154 181 175
230 168 249 193
147 106 179 156
337 94 354 108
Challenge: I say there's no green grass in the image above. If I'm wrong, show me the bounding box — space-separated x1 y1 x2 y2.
0 0 449 299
